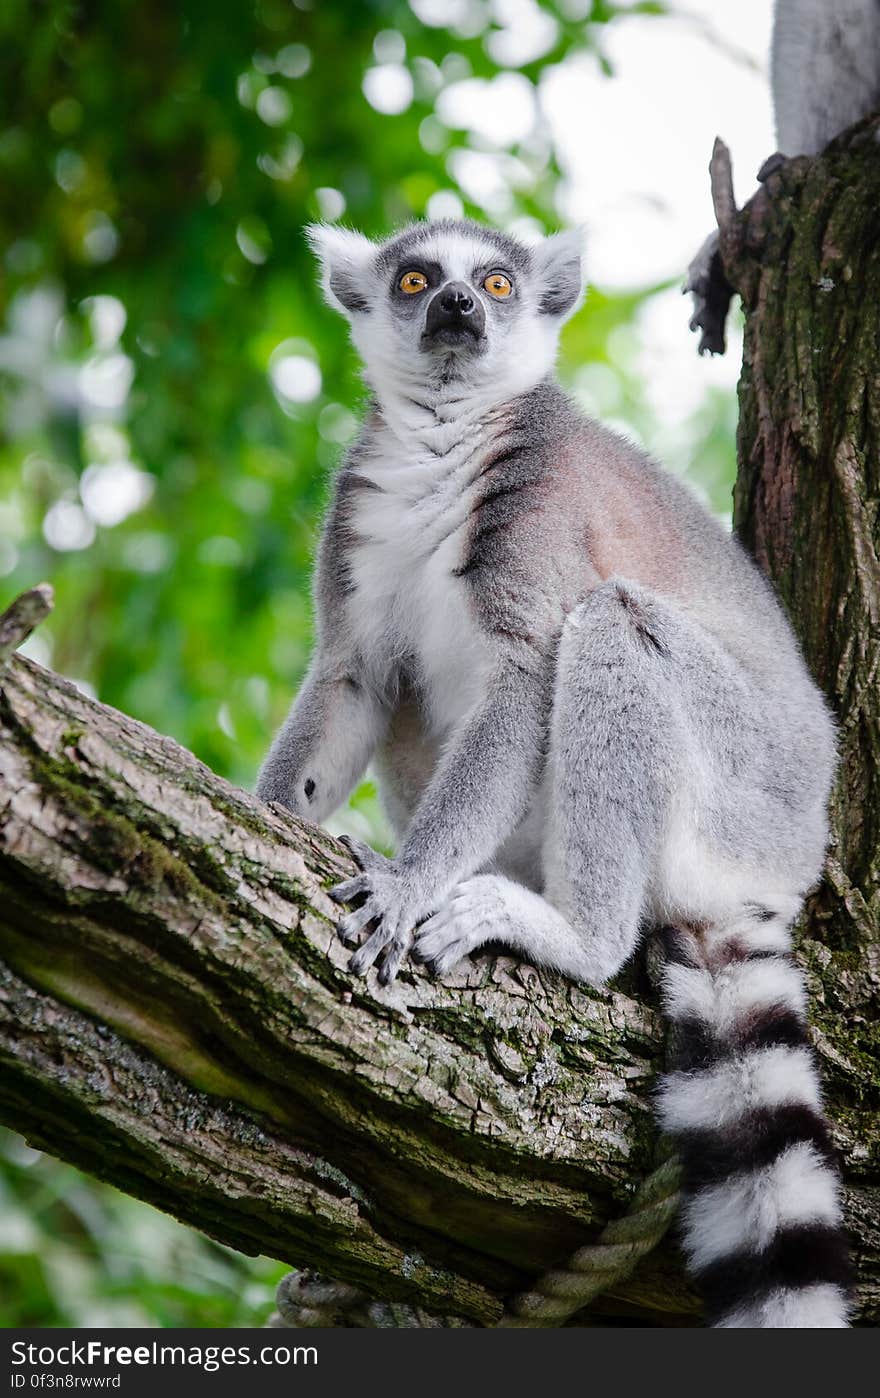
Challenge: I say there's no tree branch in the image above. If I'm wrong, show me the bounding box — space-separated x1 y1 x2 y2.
0 584 53 670
0 639 695 1324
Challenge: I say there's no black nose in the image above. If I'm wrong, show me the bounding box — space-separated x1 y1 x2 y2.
439 283 475 316
424 280 486 341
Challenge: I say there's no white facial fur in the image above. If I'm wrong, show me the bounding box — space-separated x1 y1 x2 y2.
305 219 585 434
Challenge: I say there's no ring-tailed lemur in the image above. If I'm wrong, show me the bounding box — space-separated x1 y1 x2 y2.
688 0 880 352
257 217 853 1327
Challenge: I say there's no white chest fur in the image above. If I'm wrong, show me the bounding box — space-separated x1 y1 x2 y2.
345 415 492 734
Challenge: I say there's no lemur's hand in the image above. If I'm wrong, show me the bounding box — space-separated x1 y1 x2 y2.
329 835 430 985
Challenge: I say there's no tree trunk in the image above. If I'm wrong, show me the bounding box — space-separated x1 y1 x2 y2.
0 122 878 1328
718 116 880 1323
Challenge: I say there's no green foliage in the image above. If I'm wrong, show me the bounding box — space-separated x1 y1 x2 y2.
0 1130 286 1327
0 0 736 1328
0 0 701 792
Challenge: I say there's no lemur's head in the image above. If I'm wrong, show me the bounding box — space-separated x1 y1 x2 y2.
306 218 585 407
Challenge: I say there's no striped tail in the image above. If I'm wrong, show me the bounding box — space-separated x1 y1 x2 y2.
656 912 854 1328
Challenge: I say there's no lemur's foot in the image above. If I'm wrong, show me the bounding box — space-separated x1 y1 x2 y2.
414 876 504 975
329 834 424 984
685 229 733 356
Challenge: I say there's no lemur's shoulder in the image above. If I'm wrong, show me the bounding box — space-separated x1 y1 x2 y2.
507 378 690 506
507 379 781 616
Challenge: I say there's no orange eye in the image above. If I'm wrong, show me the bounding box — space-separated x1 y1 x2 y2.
484 272 512 298
399 270 428 294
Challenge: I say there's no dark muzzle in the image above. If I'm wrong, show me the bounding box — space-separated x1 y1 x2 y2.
423 281 486 343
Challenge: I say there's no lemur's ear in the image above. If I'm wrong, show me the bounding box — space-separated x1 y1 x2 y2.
305 224 377 315
533 228 586 319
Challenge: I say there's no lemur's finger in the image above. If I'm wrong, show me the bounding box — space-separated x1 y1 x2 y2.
337 901 377 945
328 874 368 905
413 912 453 961
378 940 407 985
414 911 479 974
415 931 468 976
349 922 393 976
338 833 382 868
430 940 470 975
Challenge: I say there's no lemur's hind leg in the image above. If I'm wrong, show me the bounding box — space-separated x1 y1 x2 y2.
416 580 686 985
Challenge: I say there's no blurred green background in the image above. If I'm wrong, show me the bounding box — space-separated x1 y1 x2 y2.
0 0 739 1326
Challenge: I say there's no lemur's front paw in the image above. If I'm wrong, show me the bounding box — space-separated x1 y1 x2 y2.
413 876 502 976
329 835 425 985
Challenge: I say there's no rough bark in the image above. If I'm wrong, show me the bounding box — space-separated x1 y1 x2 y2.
0 121 878 1327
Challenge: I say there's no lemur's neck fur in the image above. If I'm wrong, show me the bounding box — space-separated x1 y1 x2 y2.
369 360 543 461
